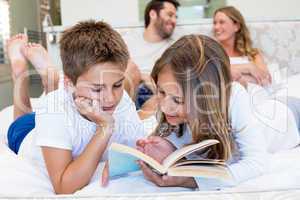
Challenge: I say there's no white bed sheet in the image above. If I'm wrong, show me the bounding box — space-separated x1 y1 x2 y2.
0 140 300 197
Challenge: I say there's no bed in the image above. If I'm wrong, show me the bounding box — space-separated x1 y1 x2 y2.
1 75 300 199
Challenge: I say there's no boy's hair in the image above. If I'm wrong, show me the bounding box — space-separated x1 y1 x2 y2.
59 20 129 84
144 0 180 28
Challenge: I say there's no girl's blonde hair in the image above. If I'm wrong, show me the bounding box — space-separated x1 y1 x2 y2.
214 6 259 61
151 34 235 161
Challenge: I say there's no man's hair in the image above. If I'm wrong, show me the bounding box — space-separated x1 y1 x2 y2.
144 0 180 28
59 20 129 84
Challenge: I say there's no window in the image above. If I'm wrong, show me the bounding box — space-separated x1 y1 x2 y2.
0 0 10 64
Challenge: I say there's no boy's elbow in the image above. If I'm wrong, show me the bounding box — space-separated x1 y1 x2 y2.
54 185 78 195
52 178 80 194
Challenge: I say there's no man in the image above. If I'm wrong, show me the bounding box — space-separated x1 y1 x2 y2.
124 0 180 119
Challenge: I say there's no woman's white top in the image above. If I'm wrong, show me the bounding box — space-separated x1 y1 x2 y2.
230 56 251 65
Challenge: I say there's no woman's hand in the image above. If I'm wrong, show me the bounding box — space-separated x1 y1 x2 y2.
231 63 271 86
248 64 272 86
138 161 197 188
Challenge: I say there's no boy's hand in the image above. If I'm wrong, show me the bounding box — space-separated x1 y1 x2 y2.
75 97 115 134
101 161 109 187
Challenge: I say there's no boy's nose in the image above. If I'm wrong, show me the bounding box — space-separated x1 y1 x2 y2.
103 90 115 103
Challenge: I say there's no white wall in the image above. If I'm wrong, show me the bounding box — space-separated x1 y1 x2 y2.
226 0 300 20
60 0 140 26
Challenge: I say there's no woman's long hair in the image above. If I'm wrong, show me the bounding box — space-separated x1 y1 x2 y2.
214 6 259 61
151 34 234 161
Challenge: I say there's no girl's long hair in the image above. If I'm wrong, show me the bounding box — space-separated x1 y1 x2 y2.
151 34 234 161
214 6 259 61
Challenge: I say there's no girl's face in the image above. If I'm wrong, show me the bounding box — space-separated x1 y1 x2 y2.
213 11 240 44
156 65 187 126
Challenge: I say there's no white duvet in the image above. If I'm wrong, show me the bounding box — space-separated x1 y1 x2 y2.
1 74 300 197
0 140 299 197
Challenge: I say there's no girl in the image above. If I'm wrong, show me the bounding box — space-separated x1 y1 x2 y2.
213 6 271 86
136 34 300 190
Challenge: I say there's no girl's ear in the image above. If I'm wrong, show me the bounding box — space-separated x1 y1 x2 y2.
64 75 75 93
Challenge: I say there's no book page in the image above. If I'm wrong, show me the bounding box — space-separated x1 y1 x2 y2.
162 139 219 169
110 143 167 174
172 159 226 168
167 165 232 180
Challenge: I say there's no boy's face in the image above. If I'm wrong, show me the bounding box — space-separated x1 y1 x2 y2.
74 62 125 115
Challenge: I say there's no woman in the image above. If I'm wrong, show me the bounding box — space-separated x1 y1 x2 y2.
213 6 271 86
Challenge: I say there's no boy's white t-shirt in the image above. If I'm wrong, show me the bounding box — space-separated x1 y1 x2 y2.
18 88 147 173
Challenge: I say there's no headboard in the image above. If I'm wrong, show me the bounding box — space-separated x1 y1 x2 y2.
44 19 300 78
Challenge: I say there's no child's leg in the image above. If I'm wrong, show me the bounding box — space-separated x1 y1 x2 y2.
21 43 59 94
6 34 32 120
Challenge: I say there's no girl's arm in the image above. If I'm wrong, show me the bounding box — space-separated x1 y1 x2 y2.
42 127 111 194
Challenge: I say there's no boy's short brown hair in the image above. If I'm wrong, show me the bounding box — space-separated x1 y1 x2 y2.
59 20 129 84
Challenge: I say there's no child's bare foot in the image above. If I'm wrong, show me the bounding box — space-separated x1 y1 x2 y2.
21 42 53 75
21 43 59 92
6 34 28 80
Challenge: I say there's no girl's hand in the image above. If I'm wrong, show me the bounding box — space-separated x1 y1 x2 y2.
138 161 197 188
137 136 176 164
75 97 115 135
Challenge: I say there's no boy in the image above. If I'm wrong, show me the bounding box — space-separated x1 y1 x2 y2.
6 21 146 194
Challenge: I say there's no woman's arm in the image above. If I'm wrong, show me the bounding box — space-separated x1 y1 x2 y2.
231 52 271 86
42 127 112 194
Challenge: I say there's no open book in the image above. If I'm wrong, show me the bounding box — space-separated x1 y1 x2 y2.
108 139 232 180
